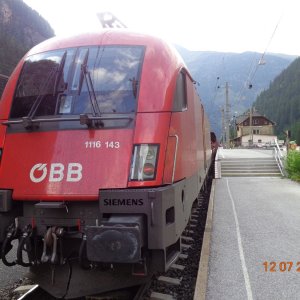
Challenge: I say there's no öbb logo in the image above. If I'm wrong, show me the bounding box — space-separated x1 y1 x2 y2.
30 163 83 183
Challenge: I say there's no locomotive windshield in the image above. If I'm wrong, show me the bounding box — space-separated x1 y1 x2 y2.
10 46 144 119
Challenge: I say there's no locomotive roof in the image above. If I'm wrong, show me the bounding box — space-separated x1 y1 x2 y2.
26 29 194 81
27 29 186 66
0 29 196 117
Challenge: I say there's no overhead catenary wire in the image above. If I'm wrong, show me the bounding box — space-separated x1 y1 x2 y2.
248 13 283 85
234 10 284 105
259 12 284 66
235 52 260 105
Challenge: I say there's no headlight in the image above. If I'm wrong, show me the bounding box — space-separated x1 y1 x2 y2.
129 144 159 181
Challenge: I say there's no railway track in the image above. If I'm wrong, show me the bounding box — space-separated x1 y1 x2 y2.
10 177 212 300
145 182 211 300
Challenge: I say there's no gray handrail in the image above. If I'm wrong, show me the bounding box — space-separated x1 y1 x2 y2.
273 139 285 176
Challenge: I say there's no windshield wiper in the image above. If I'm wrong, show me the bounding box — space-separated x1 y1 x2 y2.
78 50 102 122
53 51 67 95
130 77 139 98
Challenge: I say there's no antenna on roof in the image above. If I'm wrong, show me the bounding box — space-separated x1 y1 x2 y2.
97 12 127 28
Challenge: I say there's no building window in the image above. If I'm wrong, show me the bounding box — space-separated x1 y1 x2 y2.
253 119 259 125
253 129 260 134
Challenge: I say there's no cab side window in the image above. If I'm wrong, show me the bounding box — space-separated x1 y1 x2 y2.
172 71 187 112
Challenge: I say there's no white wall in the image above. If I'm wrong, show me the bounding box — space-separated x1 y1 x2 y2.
241 134 277 147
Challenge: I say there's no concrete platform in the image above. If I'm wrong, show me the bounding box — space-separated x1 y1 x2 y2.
217 148 276 160
194 149 300 300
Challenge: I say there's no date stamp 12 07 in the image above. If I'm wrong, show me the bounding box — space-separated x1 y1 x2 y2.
263 261 300 272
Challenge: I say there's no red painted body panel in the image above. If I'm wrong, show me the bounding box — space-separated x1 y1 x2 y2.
137 40 179 112
128 112 171 188
0 129 133 200
164 76 207 183
0 124 7 148
0 29 210 201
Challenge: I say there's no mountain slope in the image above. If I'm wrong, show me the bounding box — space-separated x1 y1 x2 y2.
0 0 54 95
254 57 300 143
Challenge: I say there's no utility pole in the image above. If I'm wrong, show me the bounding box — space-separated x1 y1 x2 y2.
249 106 253 146
225 82 230 148
221 108 225 146
286 130 290 153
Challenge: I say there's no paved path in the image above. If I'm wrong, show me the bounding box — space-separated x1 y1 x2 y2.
204 149 300 300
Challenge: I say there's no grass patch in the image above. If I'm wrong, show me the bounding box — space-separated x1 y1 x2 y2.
285 150 300 181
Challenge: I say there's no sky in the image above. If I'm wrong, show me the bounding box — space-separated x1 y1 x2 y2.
23 0 300 56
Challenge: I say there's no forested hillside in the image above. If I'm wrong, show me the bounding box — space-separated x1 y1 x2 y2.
254 57 300 143
0 0 54 95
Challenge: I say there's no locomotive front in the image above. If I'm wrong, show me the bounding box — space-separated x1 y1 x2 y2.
0 30 209 298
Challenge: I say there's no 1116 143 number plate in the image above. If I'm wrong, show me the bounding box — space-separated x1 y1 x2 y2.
85 141 120 149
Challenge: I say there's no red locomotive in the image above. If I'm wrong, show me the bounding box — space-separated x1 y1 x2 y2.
0 30 213 298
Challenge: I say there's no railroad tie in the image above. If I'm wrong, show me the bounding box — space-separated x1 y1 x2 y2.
157 276 181 285
181 243 192 250
181 236 194 242
184 229 194 234
150 291 175 300
189 223 196 228
170 263 185 271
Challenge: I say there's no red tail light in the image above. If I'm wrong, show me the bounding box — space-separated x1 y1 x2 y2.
143 163 155 176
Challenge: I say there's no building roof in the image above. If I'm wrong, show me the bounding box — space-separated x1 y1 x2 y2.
236 109 275 125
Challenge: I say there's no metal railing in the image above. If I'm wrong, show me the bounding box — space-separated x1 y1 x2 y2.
273 139 285 176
